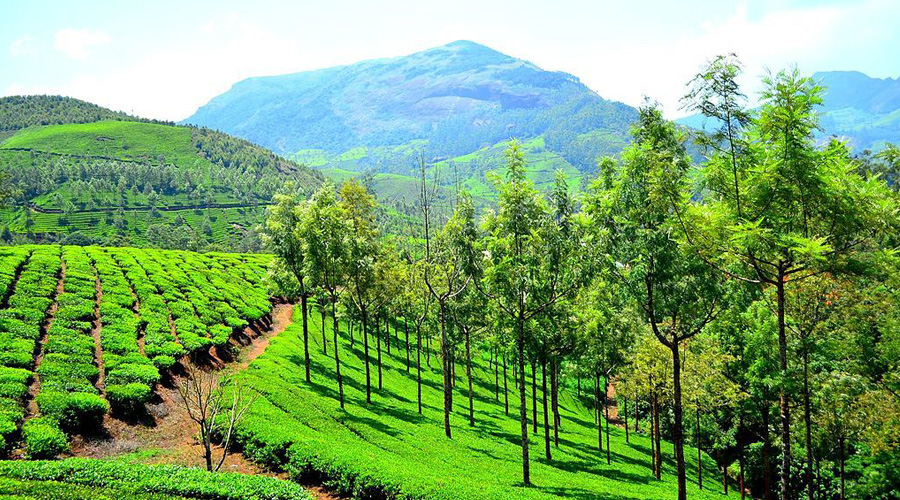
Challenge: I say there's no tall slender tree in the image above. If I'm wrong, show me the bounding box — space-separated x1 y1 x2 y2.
300 183 351 407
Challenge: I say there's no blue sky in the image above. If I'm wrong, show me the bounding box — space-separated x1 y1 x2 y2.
2 0 898 121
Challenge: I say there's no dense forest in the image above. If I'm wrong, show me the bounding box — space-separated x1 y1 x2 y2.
259 58 900 500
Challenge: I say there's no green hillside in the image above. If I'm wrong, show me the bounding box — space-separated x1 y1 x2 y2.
233 307 736 500
0 97 323 250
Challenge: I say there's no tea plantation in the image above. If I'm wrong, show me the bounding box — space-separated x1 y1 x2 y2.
0 245 271 457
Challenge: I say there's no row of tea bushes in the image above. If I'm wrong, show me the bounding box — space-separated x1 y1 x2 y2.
33 247 107 456
0 247 38 447
109 249 182 369
88 249 159 410
0 457 315 499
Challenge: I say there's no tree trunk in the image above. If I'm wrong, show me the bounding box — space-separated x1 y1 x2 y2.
517 314 530 486
301 293 310 383
723 460 729 495
376 314 383 390
604 378 611 465
362 308 371 404
532 361 538 434
465 327 474 427
542 356 551 461
494 348 499 401
653 389 662 480
440 303 451 439
503 351 509 415
649 391 656 473
386 315 391 355
416 321 422 414
776 279 792 500
624 396 630 443
350 320 354 349
405 317 410 373
596 372 603 451
551 360 560 447
671 343 687 499
321 305 327 356
332 300 344 409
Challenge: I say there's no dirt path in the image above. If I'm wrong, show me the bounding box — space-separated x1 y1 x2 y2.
25 257 65 417
91 272 106 396
233 303 293 371
70 304 294 471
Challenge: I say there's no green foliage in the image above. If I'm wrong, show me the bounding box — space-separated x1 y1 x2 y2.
22 417 68 459
0 458 314 499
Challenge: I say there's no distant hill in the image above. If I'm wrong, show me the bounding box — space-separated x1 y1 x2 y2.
814 71 900 150
184 40 637 175
0 96 323 250
676 70 900 152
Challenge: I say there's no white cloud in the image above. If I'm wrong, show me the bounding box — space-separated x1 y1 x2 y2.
8 16 309 121
563 0 900 117
54 28 110 60
9 36 37 58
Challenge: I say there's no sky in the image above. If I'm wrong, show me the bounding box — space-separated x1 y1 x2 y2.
2 0 898 121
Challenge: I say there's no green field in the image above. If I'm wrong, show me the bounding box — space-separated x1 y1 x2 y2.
0 458 312 499
0 245 272 456
1 122 204 166
233 307 736 500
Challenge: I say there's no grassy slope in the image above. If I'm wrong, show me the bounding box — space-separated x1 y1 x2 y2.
0 121 268 245
1 122 203 166
235 308 736 500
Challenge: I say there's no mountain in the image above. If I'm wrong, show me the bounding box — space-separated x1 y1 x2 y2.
0 96 323 250
676 70 900 151
814 71 900 150
183 40 637 174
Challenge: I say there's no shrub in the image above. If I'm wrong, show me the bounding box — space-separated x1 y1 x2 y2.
22 418 68 459
106 383 150 409
0 458 314 500
36 392 108 429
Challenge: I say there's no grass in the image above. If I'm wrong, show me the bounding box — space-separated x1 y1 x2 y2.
0 476 187 499
0 458 313 499
233 308 738 500
0 122 203 167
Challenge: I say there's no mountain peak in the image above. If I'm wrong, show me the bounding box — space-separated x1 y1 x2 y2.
184 41 636 165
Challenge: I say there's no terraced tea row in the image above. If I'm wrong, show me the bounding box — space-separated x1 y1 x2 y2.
0 245 272 457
